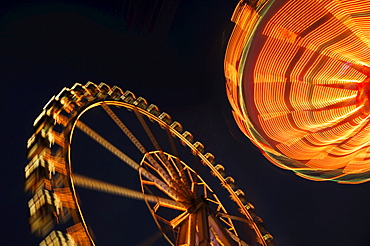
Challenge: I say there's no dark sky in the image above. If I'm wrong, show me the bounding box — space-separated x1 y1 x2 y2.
2 0 370 245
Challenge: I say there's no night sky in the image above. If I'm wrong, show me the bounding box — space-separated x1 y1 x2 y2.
2 0 370 245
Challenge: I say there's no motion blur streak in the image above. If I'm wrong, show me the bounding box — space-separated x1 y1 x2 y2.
225 0 370 183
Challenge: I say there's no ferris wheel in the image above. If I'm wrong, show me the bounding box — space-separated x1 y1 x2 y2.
25 81 273 246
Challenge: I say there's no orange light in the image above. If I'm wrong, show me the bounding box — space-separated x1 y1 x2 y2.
54 188 76 209
225 0 370 183
66 223 91 246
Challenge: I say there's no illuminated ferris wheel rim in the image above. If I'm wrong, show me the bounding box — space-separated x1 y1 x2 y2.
26 81 273 246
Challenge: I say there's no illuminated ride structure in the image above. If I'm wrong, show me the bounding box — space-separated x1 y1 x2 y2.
25 82 273 246
225 0 370 183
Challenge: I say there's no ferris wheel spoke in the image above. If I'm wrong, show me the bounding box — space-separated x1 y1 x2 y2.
156 151 193 199
100 102 191 200
75 120 181 201
75 120 140 170
215 212 253 225
185 166 199 198
140 172 188 203
151 151 194 198
164 129 193 197
72 173 187 211
133 107 162 151
100 103 182 192
141 156 191 202
133 107 192 198
168 157 192 191
101 102 147 154
160 129 186 182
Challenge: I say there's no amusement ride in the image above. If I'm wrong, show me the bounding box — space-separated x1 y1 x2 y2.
25 81 273 245
225 0 370 183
